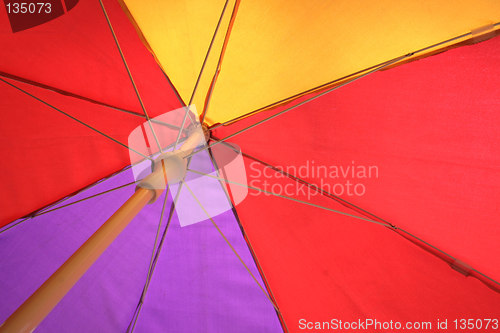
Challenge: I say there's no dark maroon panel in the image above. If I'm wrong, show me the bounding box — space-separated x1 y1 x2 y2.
64 0 78 11
3 0 64 33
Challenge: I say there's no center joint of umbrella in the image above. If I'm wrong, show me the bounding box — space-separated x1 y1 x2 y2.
187 122 210 143
137 151 187 203
201 122 211 142
135 123 209 203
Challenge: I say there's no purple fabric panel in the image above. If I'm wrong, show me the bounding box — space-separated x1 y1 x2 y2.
133 211 279 333
0 168 155 332
0 168 282 332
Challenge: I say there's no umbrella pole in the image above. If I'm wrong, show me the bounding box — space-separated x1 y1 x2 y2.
0 187 157 333
0 125 205 333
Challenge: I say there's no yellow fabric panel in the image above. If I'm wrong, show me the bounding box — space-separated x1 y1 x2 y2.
120 0 500 125
119 0 235 110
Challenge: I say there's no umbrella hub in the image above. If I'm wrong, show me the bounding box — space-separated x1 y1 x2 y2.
197 122 210 142
137 151 186 202
137 123 208 202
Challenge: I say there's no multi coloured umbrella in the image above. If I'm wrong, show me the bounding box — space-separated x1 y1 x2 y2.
1 1 499 332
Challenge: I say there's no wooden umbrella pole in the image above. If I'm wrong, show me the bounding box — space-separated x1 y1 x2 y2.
0 187 157 333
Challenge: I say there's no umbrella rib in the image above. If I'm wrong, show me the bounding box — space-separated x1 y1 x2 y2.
128 130 268 328
182 181 280 312
27 181 136 218
183 54 406 160
127 187 175 333
205 141 500 291
103 108 186 132
206 147 290 333
0 164 136 234
127 155 197 331
200 0 241 125
0 72 186 133
98 0 163 154
470 268 500 288
0 77 153 162
186 168 387 228
160 68 188 107
213 136 394 227
128 139 247 328
394 227 500 289
0 135 197 233
212 60 397 128
172 0 232 150
187 170 500 291
212 23 500 129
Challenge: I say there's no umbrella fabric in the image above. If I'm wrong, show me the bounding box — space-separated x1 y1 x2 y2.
0 163 282 332
212 35 500 328
1 0 500 332
118 0 500 123
1 1 282 330
0 0 179 226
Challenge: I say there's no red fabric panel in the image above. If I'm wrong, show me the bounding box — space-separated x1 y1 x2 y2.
0 77 171 226
236 165 500 331
0 0 183 226
0 0 173 113
214 37 500 329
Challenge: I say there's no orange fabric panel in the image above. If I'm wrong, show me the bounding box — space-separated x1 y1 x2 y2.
120 0 500 124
